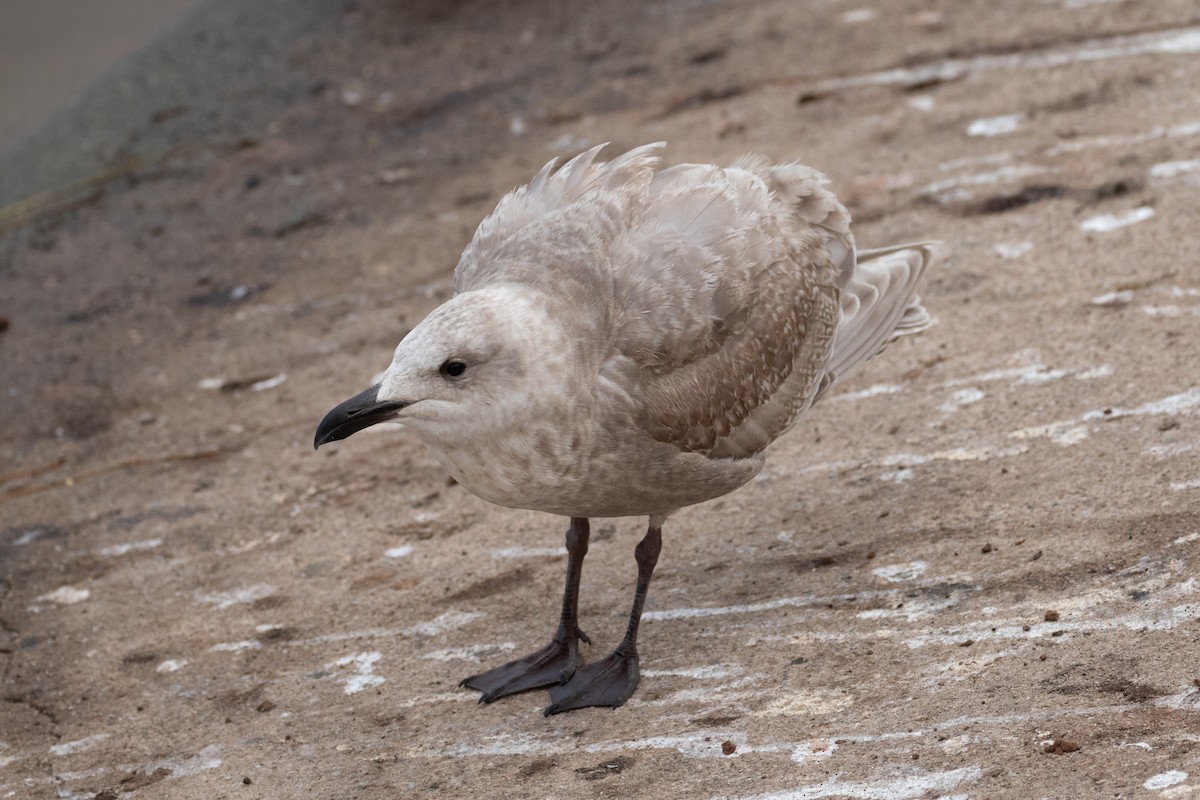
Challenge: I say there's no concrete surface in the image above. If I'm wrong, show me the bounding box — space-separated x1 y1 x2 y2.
1 0 1199 798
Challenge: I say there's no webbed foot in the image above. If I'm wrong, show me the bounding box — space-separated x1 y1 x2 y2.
542 648 638 715
460 627 590 702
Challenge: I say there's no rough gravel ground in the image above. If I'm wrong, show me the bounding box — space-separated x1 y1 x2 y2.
2 1 1200 798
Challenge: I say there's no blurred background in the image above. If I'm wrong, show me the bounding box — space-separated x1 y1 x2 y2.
0 0 200 156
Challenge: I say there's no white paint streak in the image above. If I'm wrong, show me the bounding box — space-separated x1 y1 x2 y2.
250 373 287 391
657 674 766 704
48 766 111 782
36 586 90 605
1012 386 1200 447
404 610 483 636
14 528 50 546
907 95 935 112
922 647 1020 688
873 562 927 583
405 683 1194 769
49 734 109 757
941 362 1111 388
841 8 877 23
857 594 959 622
401 675 1200 780
209 640 262 652
97 538 162 556
726 766 982 800
7 746 225 793
645 595 816 621
940 734 971 755
1171 480 1200 492
156 659 187 673
967 114 1021 137
1076 365 1116 380
940 388 985 412
1141 305 1200 317
588 732 748 759
648 580 975 627
935 702 1138 732
296 627 407 645
424 732 559 758
789 741 838 764
1145 771 1189 790
814 26 1200 94
1090 290 1134 307
422 643 515 662
195 583 275 610
791 360 1139 481
644 588 907 622
840 358 1110 408
394 692 478 708
880 467 914 483
786 442 1027 483
1151 159 1200 178
1049 119 1200 155
994 241 1034 259
333 651 385 694
1088 387 1200 419
489 546 567 558
886 446 1027 468
904 603 1200 647
1155 685 1200 712
152 744 223 778
385 544 414 558
921 164 1050 195
834 383 904 401
1010 421 1091 446
938 151 1014 172
758 690 854 717
642 664 743 679
1081 206 1156 232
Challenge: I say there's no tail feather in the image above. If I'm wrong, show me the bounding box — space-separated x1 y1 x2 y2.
821 242 936 390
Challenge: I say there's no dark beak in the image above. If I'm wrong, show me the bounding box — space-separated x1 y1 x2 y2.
314 384 410 449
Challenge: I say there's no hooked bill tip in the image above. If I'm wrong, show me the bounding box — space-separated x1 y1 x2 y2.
313 384 407 450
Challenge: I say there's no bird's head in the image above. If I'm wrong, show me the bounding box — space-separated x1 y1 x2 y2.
314 286 570 450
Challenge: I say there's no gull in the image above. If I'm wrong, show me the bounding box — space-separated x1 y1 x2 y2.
315 143 934 715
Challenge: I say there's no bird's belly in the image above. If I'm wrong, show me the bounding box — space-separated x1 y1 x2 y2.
422 432 762 518
422 431 585 513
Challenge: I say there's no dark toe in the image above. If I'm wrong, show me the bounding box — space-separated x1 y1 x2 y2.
461 636 585 702
543 651 639 715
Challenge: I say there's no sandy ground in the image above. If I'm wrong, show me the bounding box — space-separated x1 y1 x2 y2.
2 1 1200 798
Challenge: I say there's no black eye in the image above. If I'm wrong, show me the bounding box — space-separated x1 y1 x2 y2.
440 359 468 379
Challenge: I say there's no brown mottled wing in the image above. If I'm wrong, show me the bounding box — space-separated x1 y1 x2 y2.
612 163 842 459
